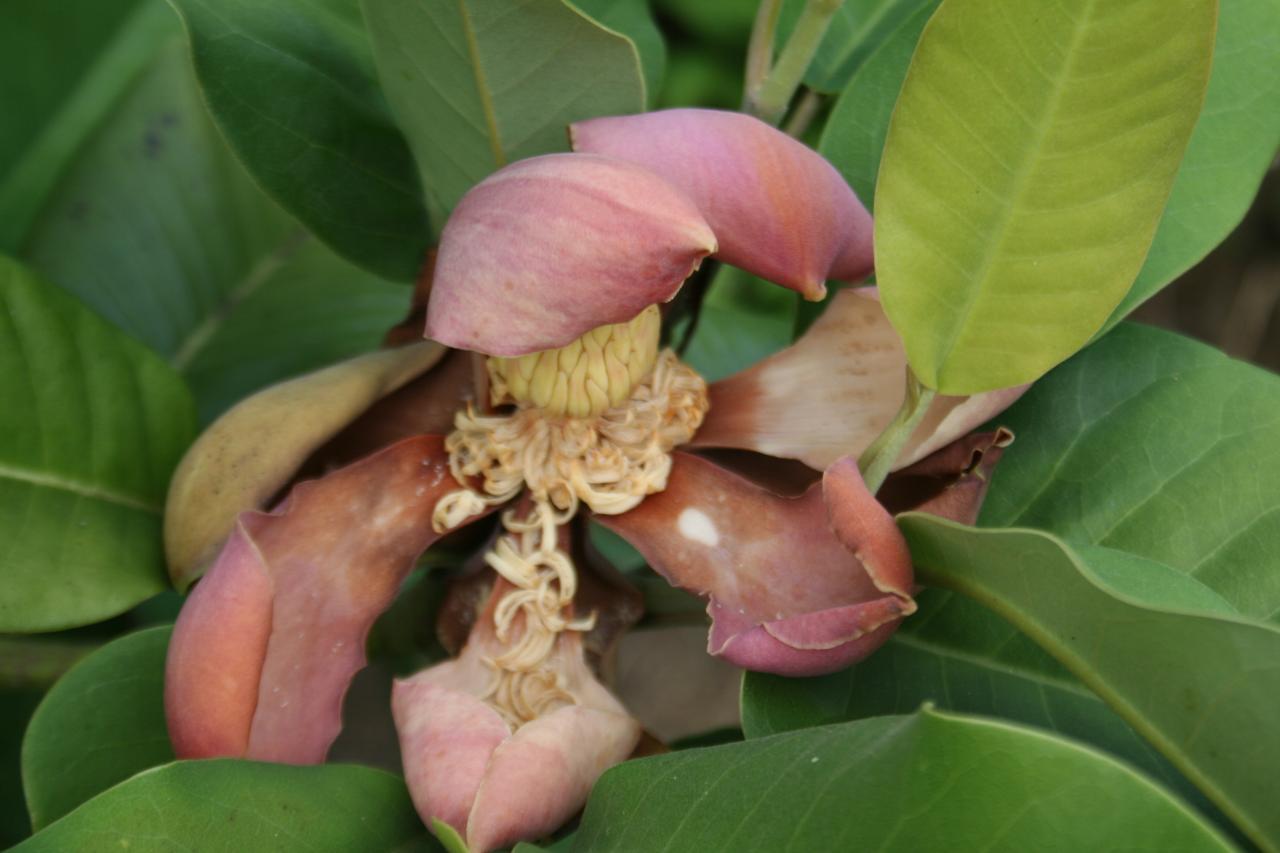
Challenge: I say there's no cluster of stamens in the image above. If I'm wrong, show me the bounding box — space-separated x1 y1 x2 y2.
432 316 708 728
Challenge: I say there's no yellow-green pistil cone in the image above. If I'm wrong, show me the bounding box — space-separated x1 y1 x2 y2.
488 305 661 418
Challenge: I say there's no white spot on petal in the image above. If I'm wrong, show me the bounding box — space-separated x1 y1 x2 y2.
677 508 720 547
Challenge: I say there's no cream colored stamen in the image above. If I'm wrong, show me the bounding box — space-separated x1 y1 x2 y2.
433 347 708 727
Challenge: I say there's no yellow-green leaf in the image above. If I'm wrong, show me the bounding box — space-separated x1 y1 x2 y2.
875 0 1217 393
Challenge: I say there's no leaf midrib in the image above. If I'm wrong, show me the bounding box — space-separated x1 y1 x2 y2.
890 631 1092 697
169 228 309 371
930 0 1098 379
0 461 160 514
822 0 904 77
456 0 507 169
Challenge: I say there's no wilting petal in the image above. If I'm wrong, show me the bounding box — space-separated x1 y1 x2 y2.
164 341 447 589
394 582 640 852
691 289 1028 470
571 108 872 298
880 428 1014 525
426 153 716 356
164 529 273 758
393 662 508 835
597 452 914 676
718 611 902 678
166 435 478 763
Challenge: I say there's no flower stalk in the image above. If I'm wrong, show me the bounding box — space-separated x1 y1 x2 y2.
783 88 824 138
858 368 937 494
746 0 846 125
743 0 785 103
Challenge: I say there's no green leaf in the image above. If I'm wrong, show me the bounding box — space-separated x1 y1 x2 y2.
901 515 1280 851
174 240 414 423
574 707 1231 852
0 0 177 251
11 761 437 852
818 0 938 205
0 256 194 632
651 0 757 47
872 0 1216 393
20 40 410 423
779 0 935 93
572 0 667 102
361 0 646 211
1104 0 1280 328
22 627 174 830
167 0 432 280
822 0 1280 336
682 266 797 383
739 589 1216 819
982 323 1280 623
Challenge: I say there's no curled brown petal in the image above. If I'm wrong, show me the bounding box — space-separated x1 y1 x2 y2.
165 435 487 763
597 452 914 676
164 342 447 589
691 289 1027 471
879 428 1015 525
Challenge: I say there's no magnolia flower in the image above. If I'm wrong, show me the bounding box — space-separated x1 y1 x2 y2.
163 108 1023 851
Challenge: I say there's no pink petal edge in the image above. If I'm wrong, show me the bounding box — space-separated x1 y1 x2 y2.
572 108 872 298
426 153 716 356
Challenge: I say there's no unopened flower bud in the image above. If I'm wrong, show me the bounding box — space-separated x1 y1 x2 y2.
488 305 660 418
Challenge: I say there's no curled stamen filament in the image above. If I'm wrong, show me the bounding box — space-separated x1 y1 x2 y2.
432 350 709 728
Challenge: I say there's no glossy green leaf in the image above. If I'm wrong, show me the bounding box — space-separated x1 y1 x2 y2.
779 0 934 93
22 627 174 830
982 323 1280 623
168 0 431 280
20 40 410 423
572 0 667 101
1104 0 1280 327
901 515 1280 850
12 761 437 852
739 588 1216 818
361 0 646 211
872 0 1216 393
175 241 414 423
0 0 176 251
0 257 194 632
574 707 1231 852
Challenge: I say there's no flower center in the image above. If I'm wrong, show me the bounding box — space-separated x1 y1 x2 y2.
433 338 708 728
487 305 661 418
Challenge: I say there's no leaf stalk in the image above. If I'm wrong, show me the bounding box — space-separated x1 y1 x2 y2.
858 368 936 493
